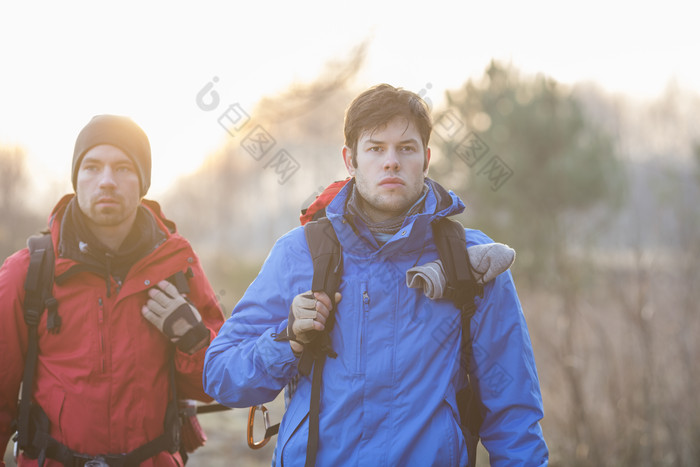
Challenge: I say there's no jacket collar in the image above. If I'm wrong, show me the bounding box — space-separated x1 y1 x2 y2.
325 178 465 256
47 194 174 281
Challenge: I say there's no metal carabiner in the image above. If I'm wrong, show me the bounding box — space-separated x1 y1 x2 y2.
247 404 272 449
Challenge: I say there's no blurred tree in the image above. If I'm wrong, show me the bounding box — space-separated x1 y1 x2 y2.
645 150 700 464
0 145 44 262
0 145 27 211
432 62 628 465
255 39 368 125
433 61 626 284
695 141 700 183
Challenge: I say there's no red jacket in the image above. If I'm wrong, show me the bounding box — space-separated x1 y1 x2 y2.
0 195 225 466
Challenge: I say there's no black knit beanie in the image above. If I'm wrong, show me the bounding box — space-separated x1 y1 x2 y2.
72 115 151 196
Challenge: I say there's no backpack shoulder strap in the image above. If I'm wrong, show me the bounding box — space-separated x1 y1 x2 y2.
298 217 343 467
23 234 57 327
431 217 482 314
17 233 58 451
304 217 343 300
431 217 484 467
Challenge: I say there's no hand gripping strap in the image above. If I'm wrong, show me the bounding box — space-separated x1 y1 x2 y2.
303 218 342 363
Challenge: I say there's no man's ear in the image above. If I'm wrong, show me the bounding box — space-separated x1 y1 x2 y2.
342 146 356 176
424 147 431 176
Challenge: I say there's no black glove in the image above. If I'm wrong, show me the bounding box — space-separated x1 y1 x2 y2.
142 280 209 354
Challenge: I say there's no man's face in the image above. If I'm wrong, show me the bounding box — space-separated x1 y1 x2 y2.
76 144 141 231
343 117 430 223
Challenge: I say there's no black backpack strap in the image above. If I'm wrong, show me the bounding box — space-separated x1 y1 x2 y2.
18 233 57 456
305 218 343 306
299 217 342 372
432 218 482 314
24 234 60 332
299 218 343 467
168 267 194 295
432 218 484 467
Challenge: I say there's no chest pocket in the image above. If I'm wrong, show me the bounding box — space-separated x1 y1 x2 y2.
329 279 368 376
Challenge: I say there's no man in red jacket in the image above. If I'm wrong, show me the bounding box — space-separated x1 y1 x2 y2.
0 115 225 466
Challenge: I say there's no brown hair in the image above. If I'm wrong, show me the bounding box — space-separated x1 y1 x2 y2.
344 84 432 168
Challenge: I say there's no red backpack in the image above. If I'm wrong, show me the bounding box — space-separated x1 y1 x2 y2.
299 178 351 225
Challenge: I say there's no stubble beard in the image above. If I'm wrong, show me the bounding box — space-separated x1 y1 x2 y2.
357 183 423 222
82 193 130 228
89 206 126 227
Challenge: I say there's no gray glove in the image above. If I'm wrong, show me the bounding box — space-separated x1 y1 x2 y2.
285 291 322 344
467 243 516 285
141 280 209 354
406 260 448 299
406 243 516 299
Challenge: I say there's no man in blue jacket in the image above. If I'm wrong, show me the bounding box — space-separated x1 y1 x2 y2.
204 84 548 466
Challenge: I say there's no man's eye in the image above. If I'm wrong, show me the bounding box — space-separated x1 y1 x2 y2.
400 146 416 153
369 146 383 152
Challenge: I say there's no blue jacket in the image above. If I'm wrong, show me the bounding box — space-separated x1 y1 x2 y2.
204 180 548 466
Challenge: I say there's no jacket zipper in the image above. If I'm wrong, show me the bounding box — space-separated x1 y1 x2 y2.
97 297 106 373
358 283 370 373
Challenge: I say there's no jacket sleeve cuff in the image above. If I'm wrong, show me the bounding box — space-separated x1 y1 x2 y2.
258 328 299 376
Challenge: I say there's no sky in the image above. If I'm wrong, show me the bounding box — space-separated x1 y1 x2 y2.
1 0 698 205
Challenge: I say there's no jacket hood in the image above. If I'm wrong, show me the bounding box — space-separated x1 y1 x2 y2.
47 195 177 239
325 177 465 255
46 194 179 284
424 177 465 220
325 177 465 222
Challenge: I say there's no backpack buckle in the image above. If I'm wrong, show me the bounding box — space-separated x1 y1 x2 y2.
23 308 42 327
443 285 459 302
45 297 61 333
461 301 478 319
83 457 111 467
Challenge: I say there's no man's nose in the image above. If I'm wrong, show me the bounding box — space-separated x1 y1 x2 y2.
98 167 117 187
383 148 400 170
